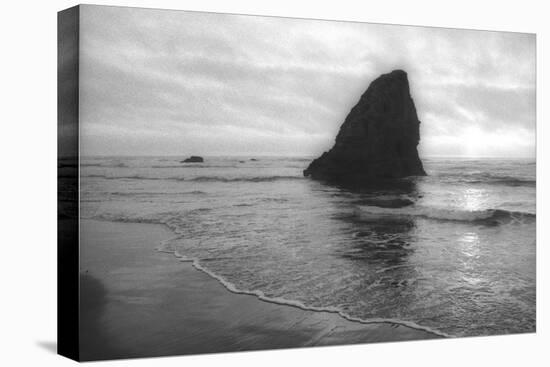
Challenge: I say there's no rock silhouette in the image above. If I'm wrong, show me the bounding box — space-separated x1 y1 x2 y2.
304 70 426 182
182 156 204 163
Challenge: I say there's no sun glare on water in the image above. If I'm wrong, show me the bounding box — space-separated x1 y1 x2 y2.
459 188 487 211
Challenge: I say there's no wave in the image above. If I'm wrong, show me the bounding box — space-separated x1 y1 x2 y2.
82 174 174 181
150 165 237 169
151 165 198 168
287 157 314 162
111 163 128 168
110 190 207 197
357 196 415 208
436 172 535 187
81 173 302 183
189 175 302 183
356 205 535 225
156 243 450 338
467 177 535 187
81 162 128 168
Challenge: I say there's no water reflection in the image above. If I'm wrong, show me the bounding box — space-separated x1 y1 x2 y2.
318 177 420 197
311 179 420 291
346 222 415 268
458 232 480 259
459 188 488 211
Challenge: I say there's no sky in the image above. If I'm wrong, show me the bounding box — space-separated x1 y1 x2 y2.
79 5 536 158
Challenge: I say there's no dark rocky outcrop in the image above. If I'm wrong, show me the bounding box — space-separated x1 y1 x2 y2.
304 70 426 183
182 156 204 163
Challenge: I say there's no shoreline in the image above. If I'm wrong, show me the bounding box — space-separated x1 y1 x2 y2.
78 219 441 361
164 248 451 338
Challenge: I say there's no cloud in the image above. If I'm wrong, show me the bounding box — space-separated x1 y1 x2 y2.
79 5 535 157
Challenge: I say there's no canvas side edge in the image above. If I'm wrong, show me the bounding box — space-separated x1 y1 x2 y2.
57 5 81 362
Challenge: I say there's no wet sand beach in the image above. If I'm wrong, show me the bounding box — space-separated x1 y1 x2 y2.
78 219 440 361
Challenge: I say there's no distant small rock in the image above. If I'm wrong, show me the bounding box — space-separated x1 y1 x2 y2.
182 156 204 163
250 158 258 161
239 160 246 163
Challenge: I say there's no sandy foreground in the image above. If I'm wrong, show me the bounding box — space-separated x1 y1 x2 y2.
78 219 440 361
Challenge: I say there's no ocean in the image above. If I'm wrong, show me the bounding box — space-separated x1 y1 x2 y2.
79 156 536 338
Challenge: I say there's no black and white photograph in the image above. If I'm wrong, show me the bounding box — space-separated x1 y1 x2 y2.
55 4 539 361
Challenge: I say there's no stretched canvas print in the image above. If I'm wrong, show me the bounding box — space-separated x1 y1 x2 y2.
58 4 536 362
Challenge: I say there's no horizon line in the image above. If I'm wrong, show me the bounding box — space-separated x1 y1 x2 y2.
75 154 536 159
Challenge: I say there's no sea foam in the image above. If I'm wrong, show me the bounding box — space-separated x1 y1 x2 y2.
156 243 452 339
356 205 535 225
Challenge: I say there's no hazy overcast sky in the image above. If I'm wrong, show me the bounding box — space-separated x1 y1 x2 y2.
79 5 535 157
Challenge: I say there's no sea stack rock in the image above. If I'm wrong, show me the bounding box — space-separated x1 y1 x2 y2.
182 156 204 163
304 70 426 182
